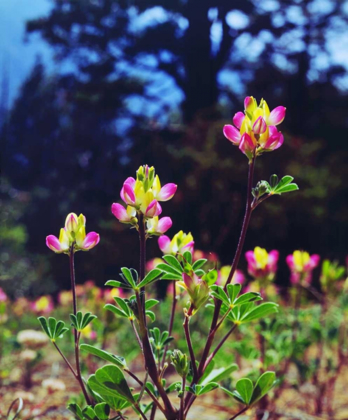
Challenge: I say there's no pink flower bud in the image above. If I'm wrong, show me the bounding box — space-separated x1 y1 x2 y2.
121 183 136 205
223 124 241 145
145 200 162 217
158 235 171 254
46 235 67 253
233 112 245 129
81 232 100 250
252 116 267 134
157 183 177 201
239 133 256 158
65 213 79 232
111 203 131 223
263 126 284 151
157 217 173 234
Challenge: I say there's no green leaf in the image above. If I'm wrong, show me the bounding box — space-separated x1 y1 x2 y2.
197 382 219 395
192 259 207 270
275 184 299 194
104 303 128 318
48 317 57 337
163 255 184 273
87 375 131 411
250 371 276 404
157 263 182 276
95 365 135 403
227 284 242 303
82 406 98 420
121 268 136 288
114 297 132 317
80 344 126 368
236 378 253 405
161 273 182 280
67 403 84 420
105 280 133 289
146 310 156 322
201 364 238 385
145 299 159 310
183 251 192 264
269 174 278 188
210 286 230 306
203 270 218 286
94 403 110 420
138 269 163 288
38 316 50 337
234 292 262 305
242 303 278 322
275 175 293 189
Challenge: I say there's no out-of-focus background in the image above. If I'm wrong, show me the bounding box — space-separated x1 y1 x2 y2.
1 0 348 298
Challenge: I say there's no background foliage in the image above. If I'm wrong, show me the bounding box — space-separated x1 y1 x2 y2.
1 0 348 297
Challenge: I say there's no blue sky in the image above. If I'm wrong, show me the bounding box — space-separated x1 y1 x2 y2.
0 0 52 104
1 0 348 108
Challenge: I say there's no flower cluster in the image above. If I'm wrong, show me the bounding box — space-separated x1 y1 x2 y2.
46 213 100 254
245 247 279 282
158 230 194 255
223 96 286 159
112 165 176 236
286 250 320 285
178 271 210 312
30 295 54 315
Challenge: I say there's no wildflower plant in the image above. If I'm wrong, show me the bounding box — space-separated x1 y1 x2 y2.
37 96 300 419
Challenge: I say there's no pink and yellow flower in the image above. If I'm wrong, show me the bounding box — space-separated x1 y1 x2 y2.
286 250 320 285
146 216 172 236
223 96 286 159
46 213 100 254
245 247 279 281
217 267 245 286
31 295 54 315
158 231 194 255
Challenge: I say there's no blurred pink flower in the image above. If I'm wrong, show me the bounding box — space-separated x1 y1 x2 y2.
31 295 54 315
0 288 7 302
286 250 320 285
245 247 279 281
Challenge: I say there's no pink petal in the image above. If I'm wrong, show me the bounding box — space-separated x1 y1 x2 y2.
46 235 63 253
245 250 256 266
122 183 136 205
263 127 284 150
223 125 241 144
111 203 130 222
286 255 295 270
82 232 100 250
252 116 267 134
233 270 245 285
158 235 171 254
145 200 162 217
233 112 245 129
268 106 286 126
120 177 136 203
157 183 177 201
157 217 172 234
239 133 255 156
307 254 320 270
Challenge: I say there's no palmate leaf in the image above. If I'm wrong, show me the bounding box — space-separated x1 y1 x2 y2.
137 268 163 288
163 255 184 273
38 316 69 341
70 311 97 331
222 371 276 407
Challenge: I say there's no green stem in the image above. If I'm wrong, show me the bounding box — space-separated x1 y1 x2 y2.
69 248 92 405
162 281 177 367
183 305 198 382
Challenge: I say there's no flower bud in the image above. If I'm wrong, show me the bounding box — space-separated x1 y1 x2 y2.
171 349 189 378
